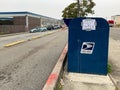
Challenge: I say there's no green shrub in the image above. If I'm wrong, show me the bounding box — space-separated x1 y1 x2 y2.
108 63 112 73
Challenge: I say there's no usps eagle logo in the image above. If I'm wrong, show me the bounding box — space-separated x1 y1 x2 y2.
80 42 95 54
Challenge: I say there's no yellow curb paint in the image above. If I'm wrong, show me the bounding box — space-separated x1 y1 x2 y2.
4 30 59 47
4 40 25 47
31 36 40 39
30 30 59 40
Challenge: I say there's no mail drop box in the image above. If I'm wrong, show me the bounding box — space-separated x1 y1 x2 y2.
64 17 109 75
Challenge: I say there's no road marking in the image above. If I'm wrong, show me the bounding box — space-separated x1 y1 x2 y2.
4 40 25 47
31 31 59 40
31 36 40 39
3 30 60 48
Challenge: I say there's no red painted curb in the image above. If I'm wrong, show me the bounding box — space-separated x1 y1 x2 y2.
42 43 68 90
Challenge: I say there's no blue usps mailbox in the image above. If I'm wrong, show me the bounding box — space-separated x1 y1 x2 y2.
64 17 109 75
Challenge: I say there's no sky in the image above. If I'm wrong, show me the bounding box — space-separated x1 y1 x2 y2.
0 0 120 19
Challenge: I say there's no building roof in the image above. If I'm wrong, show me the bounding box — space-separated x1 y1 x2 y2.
0 17 13 20
0 11 57 20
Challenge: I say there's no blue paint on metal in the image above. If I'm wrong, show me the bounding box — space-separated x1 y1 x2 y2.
63 19 72 27
64 17 109 75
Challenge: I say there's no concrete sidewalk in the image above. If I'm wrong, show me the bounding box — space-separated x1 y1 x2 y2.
109 38 120 89
62 73 115 90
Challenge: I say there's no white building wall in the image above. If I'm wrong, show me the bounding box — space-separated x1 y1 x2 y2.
111 15 120 25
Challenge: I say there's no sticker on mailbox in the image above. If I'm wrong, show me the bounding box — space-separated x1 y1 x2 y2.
81 19 96 31
80 42 95 54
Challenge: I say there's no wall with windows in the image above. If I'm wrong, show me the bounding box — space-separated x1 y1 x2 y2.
0 12 61 34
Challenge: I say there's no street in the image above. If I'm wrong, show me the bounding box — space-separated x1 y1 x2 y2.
0 30 68 90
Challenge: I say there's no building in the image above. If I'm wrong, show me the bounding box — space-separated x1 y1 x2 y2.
0 11 59 34
111 15 120 26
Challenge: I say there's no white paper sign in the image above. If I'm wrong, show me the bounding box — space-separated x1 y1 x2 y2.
82 19 96 31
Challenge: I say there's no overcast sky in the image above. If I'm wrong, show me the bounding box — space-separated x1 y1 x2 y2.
0 0 120 19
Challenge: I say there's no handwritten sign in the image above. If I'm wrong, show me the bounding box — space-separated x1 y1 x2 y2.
82 19 96 31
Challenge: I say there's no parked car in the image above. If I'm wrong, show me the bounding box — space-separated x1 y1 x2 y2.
29 27 47 33
29 28 38 33
46 25 54 30
107 20 114 27
53 25 62 29
40 27 47 32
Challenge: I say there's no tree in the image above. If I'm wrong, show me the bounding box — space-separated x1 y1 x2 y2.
62 0 95 18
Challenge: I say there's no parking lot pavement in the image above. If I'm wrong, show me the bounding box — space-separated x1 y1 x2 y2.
109 38 120 89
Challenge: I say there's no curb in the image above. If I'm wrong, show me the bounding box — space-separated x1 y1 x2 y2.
108 74 120 90
29 32 55 41
0 32 28 38
4 40 26 47
42 43 68 90
3 30 59 47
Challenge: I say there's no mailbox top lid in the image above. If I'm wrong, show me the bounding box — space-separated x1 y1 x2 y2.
63 17 109 28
